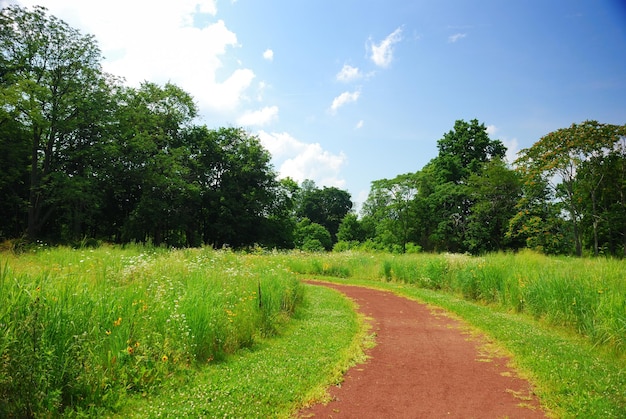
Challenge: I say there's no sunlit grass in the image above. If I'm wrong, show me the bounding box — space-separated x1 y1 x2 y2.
2 246 624 417
0 245 303 417
283 250 626 357
117 283 367 418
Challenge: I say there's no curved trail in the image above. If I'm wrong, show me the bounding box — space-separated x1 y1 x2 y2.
298 281 546 419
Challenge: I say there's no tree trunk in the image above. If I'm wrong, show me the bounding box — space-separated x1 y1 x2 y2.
27 130 41 239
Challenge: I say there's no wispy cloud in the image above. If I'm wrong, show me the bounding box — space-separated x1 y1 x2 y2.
237 106 278 126
330 90 360 114
369 27 403 68
448 33 467 43
262 48 274 61
355 120 364 129
336 64 362 82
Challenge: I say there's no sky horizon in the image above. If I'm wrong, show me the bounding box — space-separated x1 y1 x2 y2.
8 0 626 209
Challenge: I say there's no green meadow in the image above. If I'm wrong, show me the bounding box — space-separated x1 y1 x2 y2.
1 246 624 417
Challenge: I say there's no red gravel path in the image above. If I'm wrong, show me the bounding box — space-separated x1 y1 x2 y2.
298 281 547 419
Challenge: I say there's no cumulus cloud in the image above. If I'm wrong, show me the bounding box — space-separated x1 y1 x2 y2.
448 33 467 43
336 64 362 82
258 131 347 188
19 0 255 113
369 27 403 68
236 106 278 126
330 90 360 114
486 124 497 136
263 48 274 61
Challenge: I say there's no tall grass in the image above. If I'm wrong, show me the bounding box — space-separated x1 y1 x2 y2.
285 250 626 357
0 245 302 417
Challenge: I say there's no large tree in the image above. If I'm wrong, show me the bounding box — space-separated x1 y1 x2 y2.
361 172 420 252
0 5 105 240
199 127 278 248
297 184 352 244
465 158 522 254
425 119 507 252
105 82 198 245
515 121 624 256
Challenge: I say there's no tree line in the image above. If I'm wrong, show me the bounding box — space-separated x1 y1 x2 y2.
2 6 625 256
349 119 626 257
0 5 352 249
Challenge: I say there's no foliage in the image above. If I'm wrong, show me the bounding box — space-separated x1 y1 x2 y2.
515 121 626 256
294 218 332 251
296 183 353 243
0 6 355 249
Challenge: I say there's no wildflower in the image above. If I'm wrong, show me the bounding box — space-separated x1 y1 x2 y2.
127 346 134 355
105 330 111 336
135 341 140 348
162 355 168 362
113 317 122 327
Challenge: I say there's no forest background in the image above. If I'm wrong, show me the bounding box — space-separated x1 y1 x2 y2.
2 5 626 257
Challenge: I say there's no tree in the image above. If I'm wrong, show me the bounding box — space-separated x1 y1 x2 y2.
515 121 623 256
294 218 332 251
465 159 522 254
361 173 420 252
297 185 352 244
433 119 506 184
199 127 278 248
109 82 198 245
577 132 626 256
0 5 104 240
336 213 366 243
0 104 29 239
424 119 506 252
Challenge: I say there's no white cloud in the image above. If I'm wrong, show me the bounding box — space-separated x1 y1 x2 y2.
486 124 497 136
448 33 467 43
236 106 278 127
258 131 347 188
330 90 360 114
19 0 255 113
263 48 274 61
355 120 364 129
502 138 520 165
256 81 268 101
336 64 362 82
369 27 403 68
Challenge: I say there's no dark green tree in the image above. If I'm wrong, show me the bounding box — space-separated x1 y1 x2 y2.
0 5 105 240
297 185 352 243
424 119 506 252
336 213 366 243
200 127 278 248
465 158 522 254
294 218 332 251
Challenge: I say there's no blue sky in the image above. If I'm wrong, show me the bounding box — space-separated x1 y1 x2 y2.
13 0 626 208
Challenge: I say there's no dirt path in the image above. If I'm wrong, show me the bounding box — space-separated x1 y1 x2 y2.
298 281 547 419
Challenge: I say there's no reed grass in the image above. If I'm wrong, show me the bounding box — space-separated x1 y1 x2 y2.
0 245 302 417
284 250 626 357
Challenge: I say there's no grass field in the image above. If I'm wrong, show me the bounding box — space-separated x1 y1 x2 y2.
1 245 624 417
